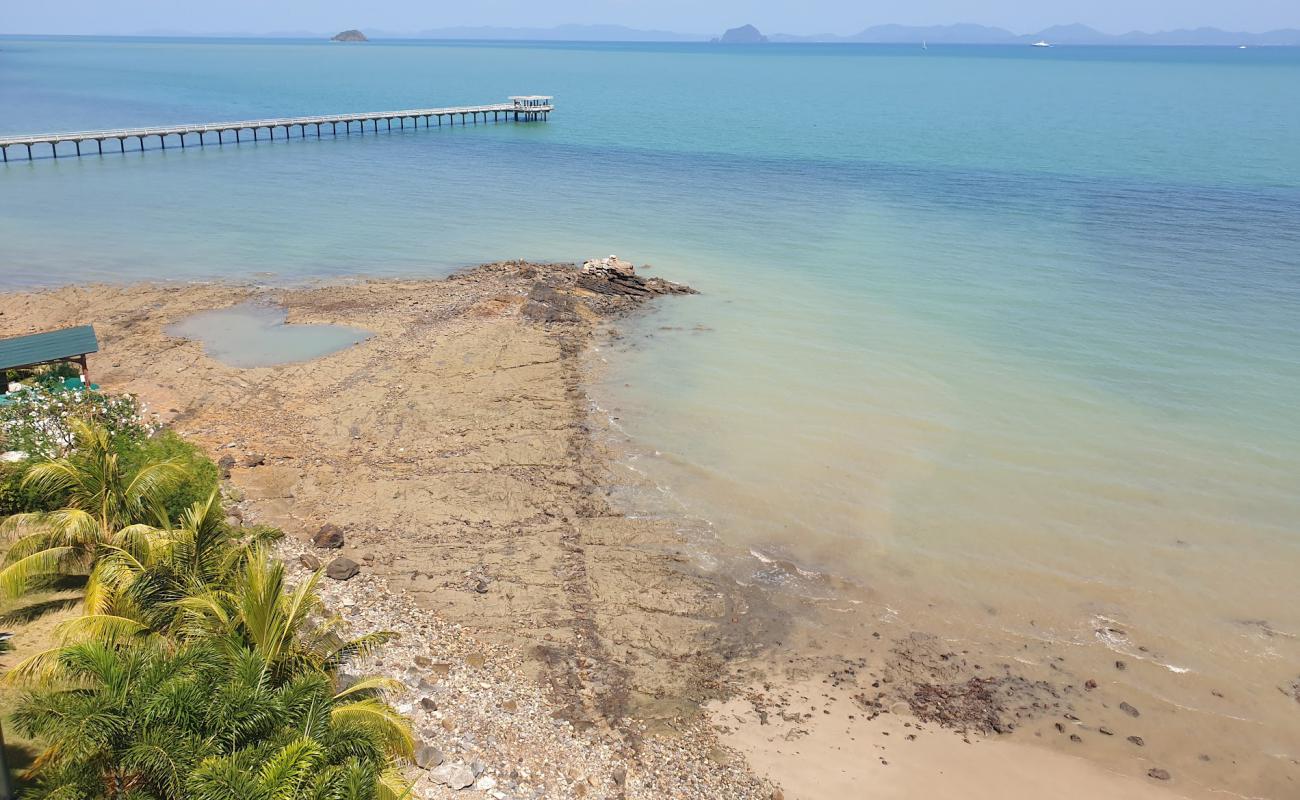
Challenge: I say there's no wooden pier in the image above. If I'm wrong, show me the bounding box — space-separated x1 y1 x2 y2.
0 96 553 162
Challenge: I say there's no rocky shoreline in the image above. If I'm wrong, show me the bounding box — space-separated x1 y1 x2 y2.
0 260 1242 799
0 260 782 799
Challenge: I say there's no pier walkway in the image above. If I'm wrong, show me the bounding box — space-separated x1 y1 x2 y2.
0 96 553 162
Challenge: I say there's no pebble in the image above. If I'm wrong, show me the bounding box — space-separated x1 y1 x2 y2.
1118 702 1140 718
1147 768 1171 781
1127 735 1145 747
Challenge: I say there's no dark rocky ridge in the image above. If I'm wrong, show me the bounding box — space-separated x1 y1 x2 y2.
330 29 368 42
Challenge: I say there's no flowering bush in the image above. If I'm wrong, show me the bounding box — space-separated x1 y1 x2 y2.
0 385 152 460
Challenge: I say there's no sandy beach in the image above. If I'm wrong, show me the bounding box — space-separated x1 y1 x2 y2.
0 262 1247 799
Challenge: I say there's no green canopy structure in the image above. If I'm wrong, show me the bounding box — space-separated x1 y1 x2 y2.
0 325 99 378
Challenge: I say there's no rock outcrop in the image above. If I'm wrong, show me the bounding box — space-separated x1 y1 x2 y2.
331 29 368 42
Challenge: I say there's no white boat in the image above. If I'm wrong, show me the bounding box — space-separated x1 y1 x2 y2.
1239 45 1248 49
1032 40 1052 48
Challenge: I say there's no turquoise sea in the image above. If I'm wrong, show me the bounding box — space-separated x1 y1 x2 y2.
3 36 1300 783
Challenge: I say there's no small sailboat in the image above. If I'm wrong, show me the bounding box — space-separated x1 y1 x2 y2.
1032 40 1052 48
922 40 928 51
1238 45 1248 49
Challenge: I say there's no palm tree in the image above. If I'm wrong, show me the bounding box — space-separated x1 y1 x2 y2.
12 636 411 800
0 420 189 601
174 547 393 684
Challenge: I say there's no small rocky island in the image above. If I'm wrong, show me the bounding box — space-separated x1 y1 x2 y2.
330 29 368 42
714 24 768 44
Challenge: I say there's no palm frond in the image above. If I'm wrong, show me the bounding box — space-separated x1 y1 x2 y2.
330 699 414 759
0 546 77 600
332 675 402 702
55 614 152 644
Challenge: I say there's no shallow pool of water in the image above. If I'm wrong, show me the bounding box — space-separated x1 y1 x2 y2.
167 302 370 368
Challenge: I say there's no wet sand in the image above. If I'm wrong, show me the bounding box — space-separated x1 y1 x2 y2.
0 262 1258 799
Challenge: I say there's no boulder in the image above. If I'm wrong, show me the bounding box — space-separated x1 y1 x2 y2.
313 523 345 549
325 557 359 581
430 762 475 790
414 744 444 770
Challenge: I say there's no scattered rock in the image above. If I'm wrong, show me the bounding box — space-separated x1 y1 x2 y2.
1115 660 1127 671
243 452 265 467
312 523 345 549
1084 679 1098 690
1099 727 1113 736
325 557 359 581
1127 735 1145 747
1119 701 1140 718
1069 734 1082 743
475 775 497 792
419 697 438 712
414 744 444 769
612 767 627 787
466 652 486 669
217 454 236 478
299 553 322 570
225 516 243 529
430 762 475 789
1147 768 1171 781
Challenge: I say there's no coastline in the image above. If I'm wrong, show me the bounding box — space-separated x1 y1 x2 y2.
0 263 1241 798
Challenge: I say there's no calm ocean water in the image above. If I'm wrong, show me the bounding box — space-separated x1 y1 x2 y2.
3 36 1300 773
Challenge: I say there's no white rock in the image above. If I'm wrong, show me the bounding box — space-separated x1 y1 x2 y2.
430 761 475 790
475 775 497 791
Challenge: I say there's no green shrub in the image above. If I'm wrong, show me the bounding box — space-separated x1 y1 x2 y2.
118 430 222 526
0 461 58 516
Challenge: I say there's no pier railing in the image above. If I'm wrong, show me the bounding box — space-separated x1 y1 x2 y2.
0 99 553 162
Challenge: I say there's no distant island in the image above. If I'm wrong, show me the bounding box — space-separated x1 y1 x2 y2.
714 24 768 44
330 29 367 42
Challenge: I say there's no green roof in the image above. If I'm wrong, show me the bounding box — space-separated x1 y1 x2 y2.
0 325 99 372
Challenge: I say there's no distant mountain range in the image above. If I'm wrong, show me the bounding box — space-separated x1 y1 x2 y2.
122 23 1300 47
374 24 702 42
768 23 1300 45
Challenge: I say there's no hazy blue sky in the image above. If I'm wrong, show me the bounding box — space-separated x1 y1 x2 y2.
5 0 1298 36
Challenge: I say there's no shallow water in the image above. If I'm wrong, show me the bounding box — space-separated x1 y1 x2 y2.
2 36 1299 789
167 302 370 368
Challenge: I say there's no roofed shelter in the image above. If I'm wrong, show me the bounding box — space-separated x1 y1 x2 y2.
0 325 99 383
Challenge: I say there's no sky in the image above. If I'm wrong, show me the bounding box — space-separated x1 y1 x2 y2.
4 0 1298 37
